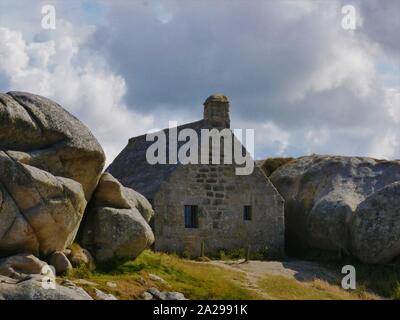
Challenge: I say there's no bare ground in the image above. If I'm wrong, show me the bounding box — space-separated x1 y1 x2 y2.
207 259 346 299
211 259 340 283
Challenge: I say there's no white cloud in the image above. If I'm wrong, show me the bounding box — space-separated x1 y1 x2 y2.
387 88 400 124
367 88 400 159
0 27 29 74
369 130 399 159
305 127 330 148
295 40 376 100
261 122 290 155
0 22 155 165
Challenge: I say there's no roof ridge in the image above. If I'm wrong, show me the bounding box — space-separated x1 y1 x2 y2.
129 119 205 143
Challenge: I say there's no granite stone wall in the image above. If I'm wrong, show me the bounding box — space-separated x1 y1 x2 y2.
153 163 285 256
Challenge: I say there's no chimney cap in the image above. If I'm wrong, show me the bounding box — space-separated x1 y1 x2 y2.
204 94 229 105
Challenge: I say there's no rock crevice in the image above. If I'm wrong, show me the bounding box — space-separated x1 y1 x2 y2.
270 155 400 264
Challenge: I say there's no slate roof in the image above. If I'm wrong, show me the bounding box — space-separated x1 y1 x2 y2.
107 119 205 199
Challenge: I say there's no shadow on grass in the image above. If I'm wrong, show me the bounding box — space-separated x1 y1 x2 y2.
287 248 400 299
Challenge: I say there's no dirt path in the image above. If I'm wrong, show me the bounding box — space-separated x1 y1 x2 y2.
207 259 342 299
211 259 340 283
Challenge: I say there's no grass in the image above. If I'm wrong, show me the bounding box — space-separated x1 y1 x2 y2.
65 250 260 300
290 249 400 299
257 275 378 300
340 263 400 299
63 249 383 300
206 246 284 261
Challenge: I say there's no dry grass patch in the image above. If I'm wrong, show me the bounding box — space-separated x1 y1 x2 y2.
65 250 261 300
258 275 380 300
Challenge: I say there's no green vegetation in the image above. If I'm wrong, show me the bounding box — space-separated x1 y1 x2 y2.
64 249 382 300
294 249 400 299
65 250 260 300
208 248 248 260
258 275 377 300
206 246 284 261
66 264 92 279
261 157 294 176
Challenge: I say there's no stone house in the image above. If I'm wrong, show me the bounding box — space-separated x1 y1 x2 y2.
107 94 285 256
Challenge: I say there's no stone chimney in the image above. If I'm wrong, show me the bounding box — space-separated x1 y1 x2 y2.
203 94 230 129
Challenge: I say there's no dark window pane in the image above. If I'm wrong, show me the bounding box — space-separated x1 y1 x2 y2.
184 205 198 228
244 206 252 221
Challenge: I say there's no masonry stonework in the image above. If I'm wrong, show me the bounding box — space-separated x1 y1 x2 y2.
153 163 285 256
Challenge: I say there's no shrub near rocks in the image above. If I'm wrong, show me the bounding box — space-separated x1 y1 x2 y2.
67 243 95 270
261 157 294 176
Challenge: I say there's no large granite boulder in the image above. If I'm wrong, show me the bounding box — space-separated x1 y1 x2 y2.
0 92 105 199
350 182 400 264
80 173 155 262
49 251 73 275
0 92 105 257
0 152 86 257
90 172 154 223
270 155 400 263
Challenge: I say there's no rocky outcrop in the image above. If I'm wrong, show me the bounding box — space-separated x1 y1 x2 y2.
89 172 154 223
0 152 87 257
0 276 93 300
144 287 188 300
350 182 400 264
80 173 155 262
0 92 105 199
93 288 118 300
0 91 105 258
0 254 47 279
0 254 91 299
270 155 400 263
49 251 73 275
0 91 157 299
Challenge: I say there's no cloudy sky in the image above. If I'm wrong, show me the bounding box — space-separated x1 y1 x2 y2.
0 0 399 164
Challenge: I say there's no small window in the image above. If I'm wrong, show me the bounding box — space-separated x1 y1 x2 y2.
243 206 252 221
184 205 199 228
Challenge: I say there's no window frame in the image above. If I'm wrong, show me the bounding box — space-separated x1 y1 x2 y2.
184 205 199 228
243 205 252 221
